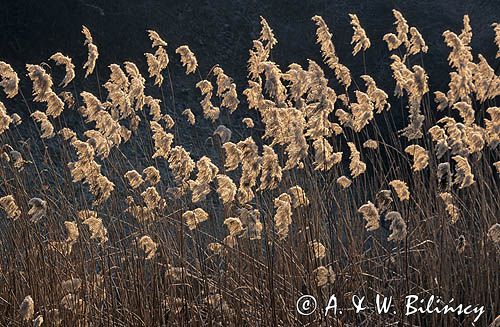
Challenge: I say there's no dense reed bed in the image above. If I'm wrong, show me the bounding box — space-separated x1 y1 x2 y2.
0 10 499 326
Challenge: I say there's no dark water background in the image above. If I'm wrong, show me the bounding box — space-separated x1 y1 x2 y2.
0 0 498 119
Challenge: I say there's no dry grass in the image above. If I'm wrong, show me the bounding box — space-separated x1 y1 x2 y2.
0 10 498 326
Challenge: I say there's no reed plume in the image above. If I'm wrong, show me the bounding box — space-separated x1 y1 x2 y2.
19 295 34 321
386 211 407 241
0 61 19 98
389 180 410 201
349 14 371 56
138 235 158 259
82 25 99 77
0 195 21 219
50 52 76 87
348 142 366 178
27 197 47 223
176 45 198 75
358 201 380 231
274 193 292 240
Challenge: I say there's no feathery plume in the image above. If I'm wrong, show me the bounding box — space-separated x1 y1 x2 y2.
405 144 429 171
309 240 326 259
168 146 195 184
258 145 282 191
237 137 262 203
142 186 166 210
434 91 449 111
28 197 47 223
281 111 308 170
224 217 244 236
104 63 133 119
0 195 21 219
50 52 75 87
428 125 450 159
0 101 12 135
182 208 209 230
138 235 157 259
214 125 232 144
143 166 161 186
144 96 162 121
82 26 99 77
19 295 34 321
386 211 407 241
349 14 371 55
361 75 389 113
196 80 220 122
145 46 169 86
349 90 374 132
312 137 342 171
124 170 144 189
9 149 29 171
311 15 351 87
288 185 309 208
376 190 393 215
242 117 254 128
393 10 410 48
189 156 219 203
363 139 379 149
259 16 278 50
336 176 352 189
488 223 500 244
348 142 366 178
261 61 287 103
124 61 146 110
408 27 428 55
239 205 263 240
176 45 198 74
215 174 237 204
452 155 475 188
147 30 167 47
493 23 500 58
59 91 75 108
313 266 335 287
311 15 338 68
285 63 311 101
64 221 80 244
208 242 223 254
274 193 292 240
150 121 174 159
437 162 452 192
162 114 175 129
182 108 195 125
389 180 410 201
213 67 239 112
0 61 19 98
439 192 460 223
247 40 269 80
383 33 401 51
222 142 241 171
453 101 475 126
485 107 500 148
473 55 499 103
80 210 108 245
26 64 64 117
358 201 380 231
